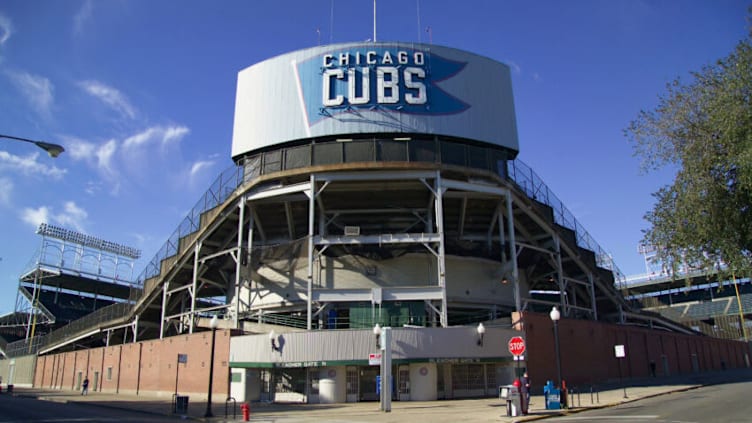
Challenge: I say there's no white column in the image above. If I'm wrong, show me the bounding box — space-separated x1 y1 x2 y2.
318 366 346 403
409 363 437 401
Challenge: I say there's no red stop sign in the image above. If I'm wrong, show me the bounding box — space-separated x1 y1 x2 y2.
508 336 526 356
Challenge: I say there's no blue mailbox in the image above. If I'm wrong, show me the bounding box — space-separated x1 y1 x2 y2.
544 380 561 410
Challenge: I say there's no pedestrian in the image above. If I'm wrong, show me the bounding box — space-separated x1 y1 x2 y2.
520 371 531 413
81 377 89 395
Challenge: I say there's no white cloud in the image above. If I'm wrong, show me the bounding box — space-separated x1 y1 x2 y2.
66 137 96 160
78 80 137 119
6 70 54 117
21 201 88 233
73 0 93 35
62 135 121 195
55 201 88 231
0 150 67 179
122 127 158 149
123 125 190 149
64 136 117 174
0 177 12 206
84 180 101 196
164 126 190 144
0 12 13 46
96 139 117 173
21 205 50 229
189 159 215 182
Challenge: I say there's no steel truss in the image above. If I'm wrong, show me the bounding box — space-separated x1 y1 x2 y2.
137 166 616 340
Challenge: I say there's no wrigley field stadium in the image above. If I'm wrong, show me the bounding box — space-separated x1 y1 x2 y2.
1 42 748 404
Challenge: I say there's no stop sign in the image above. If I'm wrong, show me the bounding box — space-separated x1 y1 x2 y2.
508 336 526 356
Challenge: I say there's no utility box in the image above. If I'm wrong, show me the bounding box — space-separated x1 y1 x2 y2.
499 385 521 416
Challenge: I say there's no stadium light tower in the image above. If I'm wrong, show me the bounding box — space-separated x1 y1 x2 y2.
0 134 65 158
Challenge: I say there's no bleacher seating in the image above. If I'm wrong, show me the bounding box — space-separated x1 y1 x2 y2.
685 298 731 320
726 293 752 315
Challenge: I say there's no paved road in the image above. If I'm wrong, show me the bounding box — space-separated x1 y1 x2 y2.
0 393 177 423
6 369 752 422
548 379 752 423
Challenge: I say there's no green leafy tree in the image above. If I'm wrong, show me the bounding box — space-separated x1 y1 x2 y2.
625 24 751 280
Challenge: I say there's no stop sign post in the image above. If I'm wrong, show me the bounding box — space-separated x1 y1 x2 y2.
508 336 526 379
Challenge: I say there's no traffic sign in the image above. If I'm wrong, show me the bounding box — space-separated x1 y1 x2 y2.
508 336 526 356
369 353 382 365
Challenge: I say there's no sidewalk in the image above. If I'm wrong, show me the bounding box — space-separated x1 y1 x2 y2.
7 369 751 423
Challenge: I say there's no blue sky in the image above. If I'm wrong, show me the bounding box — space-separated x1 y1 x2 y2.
0 0 749 314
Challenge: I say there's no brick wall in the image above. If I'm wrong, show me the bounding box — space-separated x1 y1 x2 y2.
34 329 230 398
522 311 750 388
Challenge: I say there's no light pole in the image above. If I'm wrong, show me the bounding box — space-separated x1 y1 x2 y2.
0 134 65 158
204 315 219 418
550 306 562 389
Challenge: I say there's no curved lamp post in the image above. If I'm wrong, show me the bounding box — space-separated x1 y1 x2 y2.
0 134 65 158
204 315 219 418
550 306 562 389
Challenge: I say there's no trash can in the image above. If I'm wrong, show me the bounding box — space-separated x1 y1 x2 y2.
375 375 395 397
499 385 521 416
173 395 189 414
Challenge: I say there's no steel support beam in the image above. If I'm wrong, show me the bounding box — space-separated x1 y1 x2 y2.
307 174 315 330
233 200 245 328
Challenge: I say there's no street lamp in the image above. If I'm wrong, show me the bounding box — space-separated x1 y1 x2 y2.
550 306 562 389
373 323 381 349
270 330 279 351
476 322 486 346
204 315 219 418
0 134 65 158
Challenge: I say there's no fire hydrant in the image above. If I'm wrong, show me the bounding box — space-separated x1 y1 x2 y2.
240 402 250 421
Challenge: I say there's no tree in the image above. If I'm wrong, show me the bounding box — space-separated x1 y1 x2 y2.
625 25 751 280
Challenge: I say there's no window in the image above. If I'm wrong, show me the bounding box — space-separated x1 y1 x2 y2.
451 364 484 391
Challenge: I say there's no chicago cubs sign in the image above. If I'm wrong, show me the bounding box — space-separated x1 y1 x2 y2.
295 47 469 124
231 42 519 159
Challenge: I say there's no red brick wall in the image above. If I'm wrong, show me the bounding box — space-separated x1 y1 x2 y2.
34 329 230 398
522 311 750 387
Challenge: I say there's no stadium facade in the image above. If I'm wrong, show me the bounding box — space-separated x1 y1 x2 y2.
3 42 749 404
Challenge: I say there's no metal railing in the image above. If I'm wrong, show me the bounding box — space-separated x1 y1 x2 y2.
137 164 245 284
507 160 626 286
